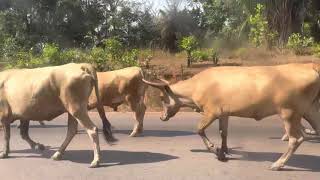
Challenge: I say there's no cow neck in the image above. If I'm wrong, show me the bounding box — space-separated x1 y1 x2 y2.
170 79 196 107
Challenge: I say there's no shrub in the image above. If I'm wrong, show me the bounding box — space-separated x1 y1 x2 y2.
287 33 314 55
211 49 219 65
311 43 320 57
41 43 60 65
248 4 277 48
103 38 123 60
180 36 198 67
191 50 209 62
121 49 139 67
60 49 89 64
89 47 110 71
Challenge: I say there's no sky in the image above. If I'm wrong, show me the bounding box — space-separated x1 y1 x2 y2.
135 0 188 11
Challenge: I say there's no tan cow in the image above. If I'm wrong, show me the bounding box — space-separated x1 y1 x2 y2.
143 63 320 171
88 67 147 137
0 63 114 168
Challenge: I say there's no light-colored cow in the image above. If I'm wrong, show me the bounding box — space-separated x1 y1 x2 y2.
0 63 114 168
143 63 320 171
88 67 147 137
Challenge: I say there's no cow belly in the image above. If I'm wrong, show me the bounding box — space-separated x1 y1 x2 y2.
10 96 65 121
229 104 277 120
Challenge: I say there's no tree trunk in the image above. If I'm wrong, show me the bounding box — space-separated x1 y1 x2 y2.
266 0 305 46
187 52 191 67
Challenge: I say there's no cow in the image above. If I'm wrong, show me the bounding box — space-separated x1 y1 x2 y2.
142 63 320 171
0 63 115 168
87 67 147 137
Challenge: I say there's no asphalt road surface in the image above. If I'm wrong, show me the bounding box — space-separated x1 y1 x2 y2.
0 112 319 180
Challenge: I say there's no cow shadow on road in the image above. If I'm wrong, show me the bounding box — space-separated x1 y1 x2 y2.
12 148 178 167
191 147 320 172
114 130 195 137
77 129 195 137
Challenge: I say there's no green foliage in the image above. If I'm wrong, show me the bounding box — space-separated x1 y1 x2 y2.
42 43 60 65
248 4 278 48
60 49 89 64
311 43 320 57
200 0 228 38
89 47 109 71
191 50 209 62
103 38 123 60
248 4 267 47
191 48 219 65
121 49 139 67
5 38 139 71
180 36 198 53
287 33 314 55
180 36 199 67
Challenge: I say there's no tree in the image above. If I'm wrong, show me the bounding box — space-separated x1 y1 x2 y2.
180 36 198 67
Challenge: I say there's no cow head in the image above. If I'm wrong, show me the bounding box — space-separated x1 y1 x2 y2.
142 79 181 121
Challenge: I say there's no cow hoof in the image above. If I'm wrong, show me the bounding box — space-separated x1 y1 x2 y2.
269 163 283 171
0 152 8 159
34 144 45 151
129 132 142 137
216 148 228 162
51 152 62 161
305 128 317 135
90 160 100 168
221 146 229 155
207 145 218 155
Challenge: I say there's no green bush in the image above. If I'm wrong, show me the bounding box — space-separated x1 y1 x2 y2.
103 38 123 60
191 50 209 62
89 47 110 71
180 36 198 67
5 37 140 70
121 49 139 67
287 33 314 55
60 49 89 64
190 49 219 65
42 43 60 65
311 43 320 57
248 4 277 48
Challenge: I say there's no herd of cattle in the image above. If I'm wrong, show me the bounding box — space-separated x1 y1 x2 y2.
0 62 320 170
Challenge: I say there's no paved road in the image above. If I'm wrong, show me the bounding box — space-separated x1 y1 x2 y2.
0 112 319 180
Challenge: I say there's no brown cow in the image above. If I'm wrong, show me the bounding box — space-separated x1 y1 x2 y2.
143 63 320 171
88 67 147 137
0 63 114 168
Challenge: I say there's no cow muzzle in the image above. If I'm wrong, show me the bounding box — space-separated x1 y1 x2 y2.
160 114 170 121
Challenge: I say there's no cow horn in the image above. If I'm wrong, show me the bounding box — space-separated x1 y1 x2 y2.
142 79 168 88
157 78 170 85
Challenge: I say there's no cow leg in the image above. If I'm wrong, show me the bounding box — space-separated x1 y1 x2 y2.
219 116 229 156
197 112 221 158
51 113 78 161
0 121 10 158
271 111 304 171
20 120 45 150
282 120 317 141
70 110 100 168
129 97 146 137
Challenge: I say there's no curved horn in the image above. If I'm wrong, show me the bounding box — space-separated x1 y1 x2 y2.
142 79 168 88
157 78 170 85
